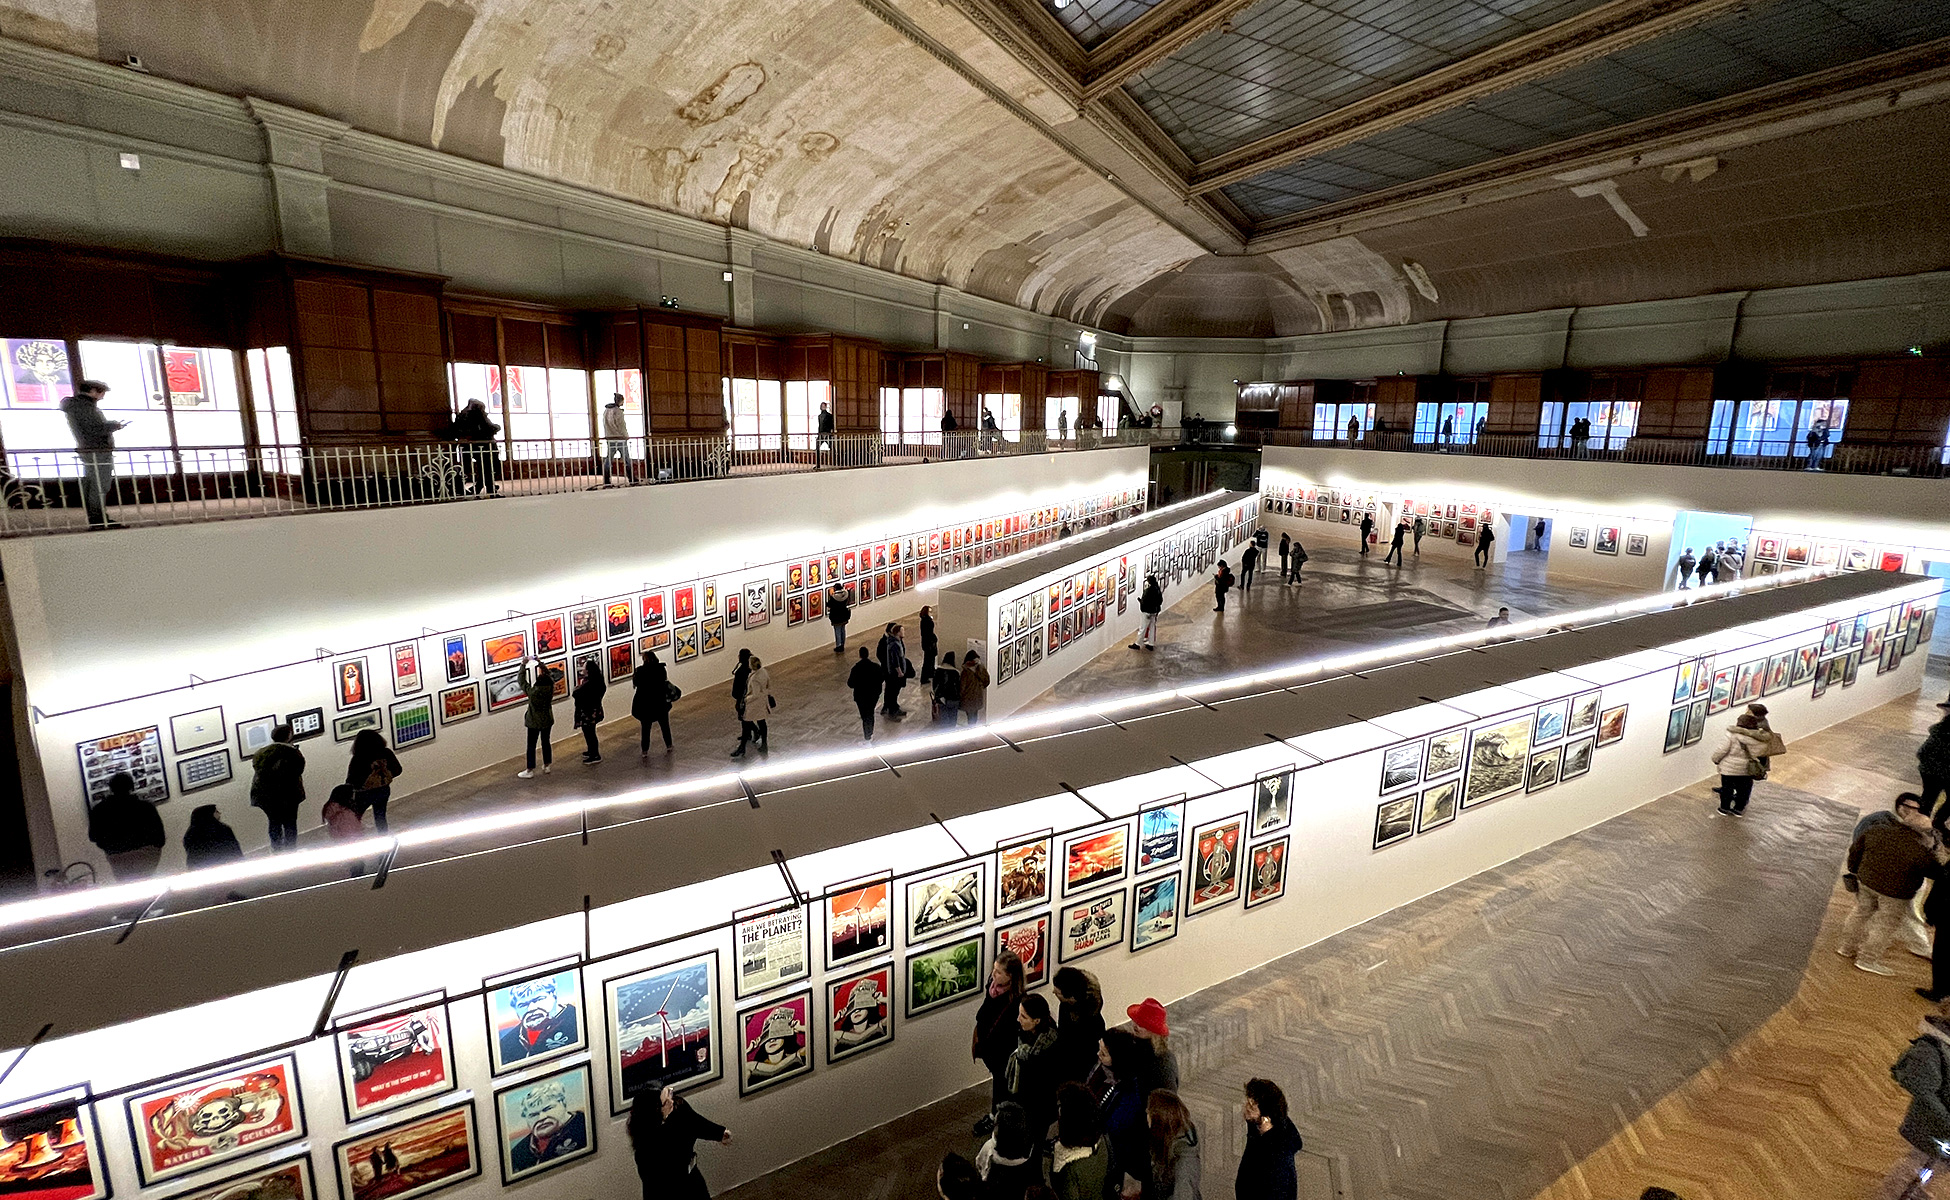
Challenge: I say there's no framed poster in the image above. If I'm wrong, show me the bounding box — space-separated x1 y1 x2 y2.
235 714 277 760
483 960 585 1076
640 593 666 632
333 710 382 743
1252 767 1296 834
1378 743 1420 794
492 1063 595 1184
1461 713 1531 809
78 725 167 806
905 861 984 945
1417 779 1458 832
742 582 769 629
443 635 469 683
994 911 1050 987
177 749 231 793
484 670 526 713
170 706 226 754
1560 736 1595 781
672 623 699 663
481 633 526 670
333 658 371 712
1626 533 1649 556
905 935 984 1017
1245 838 1289 908
391 643 424 697
1685 697 1709 745
772 581 786 614
171 1153 313 1200
0 1085 110 1200
1594 526 1620 555
786 595 805 626
1764 652 1793 695
732 900 810 1001
1374 795 1416 849
1130 874 1179 951
1567 527 1590 549
735 991 813 1096
1060 824 1130 896
602 950 720 1112
605 602 633 640
1596 704 1629 746
1707 667 1735 714
700 617 725 655
124 1054 305 1186
1136 800 1186 872
389 696 435 749
571 650 600 691
1663 706 1688 754
1187 816 1243 915
824 875 891 970
334 994 455 1122
704 582 719 615
1424 726 1466 779
1672 660 1698 704
1532 698 1568 745
569 606 601 649
331 1100 476 1200
1527 745 1563 792
438 684 480 726
537 657 566 701
641 632 670 656
607 643 635 684
287 708 324 742
825 965 893 1064
1057 889 1127 962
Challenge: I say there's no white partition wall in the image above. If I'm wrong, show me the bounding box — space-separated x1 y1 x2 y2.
0 571 1935 1200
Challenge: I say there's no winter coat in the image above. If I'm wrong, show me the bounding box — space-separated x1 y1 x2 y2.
961 661 990 713
747 667 774 717
88 793 164 855
880 635 910 682
632 660 670 718
1849 822 1943 900
1710 725 1771 777
1213 567 1233 596
1150 1127 1203 1200
344 744 402 792
1004 1022 1061 1128
847 659 883 703
1095 1076 1149 1197
573 671 606 728
602 405 628 440
1055 1008 1106 1088
1390 524 1406 547
1277 534 1290 561
1049 1138 1113 1200
817 408 835 435
1894 1019 1950 1155
934 668 961 707
1358 516 1373 539
522 664 560 730
1235 1117 1304 1200
630 1098 725 1200
973 989 1022 1076
976 1139 1039 1200
182 807 244 870
248 742 306 811
1241 546 1258 571
827 589 851 627
1921 717 1950 779
1139 582 1164 615
921 610 938 657
731 663 752 717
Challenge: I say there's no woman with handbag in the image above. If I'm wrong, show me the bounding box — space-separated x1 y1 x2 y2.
1710 712 1772 816
573 657 606 765
632 648 675 758
344 730 402 833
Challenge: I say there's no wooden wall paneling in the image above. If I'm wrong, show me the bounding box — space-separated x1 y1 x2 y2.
1374 376 1419 433
1889 357 1950 445
290 277 380 437
1485 373 1542 435
685 325 723 431
944 351 981 427
372 288 448 435
1278 381 1315 430
643 319 688 429
829 336 879 432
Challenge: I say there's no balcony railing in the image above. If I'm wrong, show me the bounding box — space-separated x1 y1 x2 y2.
0 428 1158 536
1247 428 1950 477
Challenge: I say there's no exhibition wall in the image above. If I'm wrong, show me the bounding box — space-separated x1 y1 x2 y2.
0 447 1150 876
0 571 1933 1200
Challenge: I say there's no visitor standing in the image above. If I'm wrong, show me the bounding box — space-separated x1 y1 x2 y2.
248 723 306 852
1048 1083 1113 1200
1882 1012 1950 1200
1570 417 1591 458
1091 1030 1156 1200
1127 998 1179 1091
1841 793 1948 976
1412 515 1426 556
1474 521 1495 569
60 379 127 529
1805 419 1830 469
572 656 606 765
1676 548 1696 589
632 648 673 756
1131 575 1164 649
1709 712 1770 815
181 804 244 870
1052 967 1106 1087
1287 537 1307 584
1057 409 1068 444
1212 561 1234 613
972 950 1026 1135
628 1085 730 1200
933 651 961 725
1439 415 1453 445
878 623 912 718
815 402 835 466
1235 1079 1304 1200
515 659 560 779
1383 520 1407 566
1346 413 1360 443
920 605 939 684
88 771 164 879
1921 831 1950 1003
746 655 773 753
847 647 883 739
1240 542 1259 591
1358 512 1374 556
601 394 630 484
451 399 502 496
974 1103 1039 1199
960 651 990 725
1920 702 1950 830
1696 547 1717 588
730 648 756 759
346 729 402 830
1145 1090 1202 1200
826 581 852 652
1005 995 1061 1139
1848 795 1936 973
982 406 999 453
1532 517 1546 551
1277 533 1290 581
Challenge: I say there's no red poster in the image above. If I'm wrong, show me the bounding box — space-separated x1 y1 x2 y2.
674 586 696 621
640 593 665 630
129 1058 303 1185
337 1003 453 1120
161 348 206 404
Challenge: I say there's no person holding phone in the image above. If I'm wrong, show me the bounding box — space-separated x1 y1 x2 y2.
517 657 561 778
61 379 129 529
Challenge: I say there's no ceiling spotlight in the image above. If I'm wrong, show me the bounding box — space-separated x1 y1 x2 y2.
1054 0 1070 8
721 270 733 282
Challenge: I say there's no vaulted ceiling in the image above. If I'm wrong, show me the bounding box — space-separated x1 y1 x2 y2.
5 0 1947 336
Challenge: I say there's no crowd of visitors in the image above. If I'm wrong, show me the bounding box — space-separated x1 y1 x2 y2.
1672 540 1744 590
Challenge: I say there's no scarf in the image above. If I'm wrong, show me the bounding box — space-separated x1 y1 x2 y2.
1051 1141 1098 1175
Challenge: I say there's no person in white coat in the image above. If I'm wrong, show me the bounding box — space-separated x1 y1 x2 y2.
1710 713 1772 815
602 394 631 484
745 655 774 753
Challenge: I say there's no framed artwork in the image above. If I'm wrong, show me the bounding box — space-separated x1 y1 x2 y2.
1596 704 1629 746
1057 889 1127 962
700 617 726 655
1243 770 1291 838
0 1085 110 1200
570 650 597 689
1417 779 1458 833
482 633 526 670
333 657 371 712
807 590 824 622
1567 527 1590 549
673 587 696 622
1813 665 1831 698
642 631 671 654
1763 652 1793 696
1137 800 1186 872
735 991 813 1096
1813 542 1842 568
640 592 666 632
1694 657 1714 697
1374 795 1416 849
330 1101 477 1200
994 912 1051 988
1245 839 1289 908
391 642 424 697
1461 713 1532 809
124 1054 306 1186
438 683 481 725
1130 875 1180 951
996 645 1014 685
1754 535 1781 561
235 714 277 759
786 595 805 626
1560 736 1595 781
705 582 719 614
905 935 985 1017
601 950 720 1112
772 581 786 614
483 960 585 1076
390 696 435 749
332 711 382 743
1378 743 1420 794
905 861 985 945
1532 698 1568 745
485 669 526 713
442 635 469 683
996 836 1050 915
1422 726 1466 780
1626 533 1649 557
826 964 893 1064
742 582 769 629
1594 526 1620 556
333 994 455 1122
1527 745 1562 792
287 708 324 742
570 606 601 648
824 875 891 970
673 623 700 663
1187 816 1243 915
788 564 805 591
1672 660 1698 705
492 1062 595 1185
605 602 633 641
173 1154 313 1200
1756 560 1780 576
1881 550 1910 573
1707 667 1735 714
1060 824 1130 896
1663 706 1688 754
167 706 226 757
607 642 636 685
733 900 810 1001
178 749 235 794
1561 693 1599 742
1783 538 1811 566
1685 697 1709 745
541 657 568 700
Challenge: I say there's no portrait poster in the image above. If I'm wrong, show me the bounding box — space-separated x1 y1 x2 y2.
786 595 805 626
334 995 455 1122
388 697 435 750
333 656 370 712
172 1153 313 1200
1058 889 1127 962
905 862 984 945
1532 698 1568 745
1424 726 1466 779
1594 526 1620 555
673 623 699 663
1060 824 1129 895
484 670 525 713
1527 745 1562 791
705 582 719 614
1417 780 1458 832
125 1055 305 1186
607 643 635 684
0 1086 110 1200
534 621 565 662
640 592 665 631
743 582 769 629
1137 801 1185 872
332 1101 477 1200
492 1064 595 1184
1130 875 1179 951
732 901 810 1001
788 564 804 591
443 635 469 683
1461 713 1531 809
481 633 526 670
826 965 893 1063
1374 796 1415 849
1187 816 1243 914
673 587 696 622
825 876 891 969
1595 704 1629 746
700 617 725 655
604 602 632 640
772 581 786 613
1685 697 1709 745
995 836 1049 916
735 991 813 1097
1626 533 1649 557
906 935 984 1017
438 684 480 725
602 950 720 1112
1245 839 1288 908
1378 744 1419 795
569 607 601 649
1567 528 1589 549
725 592 740 627
994 912 1050 987
77 725 167 807
483 961 584 1076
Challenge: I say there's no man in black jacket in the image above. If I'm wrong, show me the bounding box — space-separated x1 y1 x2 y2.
1240 542 1259 590
1130 574 1164 651
815 402 835 465
60 379 127 529
846 648 882 739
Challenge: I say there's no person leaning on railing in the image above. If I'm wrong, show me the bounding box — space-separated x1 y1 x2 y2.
449 399 502 496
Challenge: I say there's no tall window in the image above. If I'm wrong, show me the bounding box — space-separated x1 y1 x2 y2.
1544 376 1641 449
784 380 829 439
0 339 250 477
979 391 1022 439
1313 403 1375 440
592 369 646 441
246 348 300 474
1415 398 1488 444
1707 370 1850 458
1047 393 1079 439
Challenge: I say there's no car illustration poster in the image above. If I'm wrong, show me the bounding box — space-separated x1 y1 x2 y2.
603 951 720 1112
334 996 455 1122
1058 890 1127 962
125 1055 306 1186
332 1101 477 1200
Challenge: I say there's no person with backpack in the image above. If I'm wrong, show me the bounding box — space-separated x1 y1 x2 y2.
826 582 852 653
1213 561 1235 613
515 658 561 779
1131 575 1165 650
1288 536 1308 584
345 729 402 832
1885 1010 1950 1196
248 723 306 852
632 648 674 757
572 656 606 765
